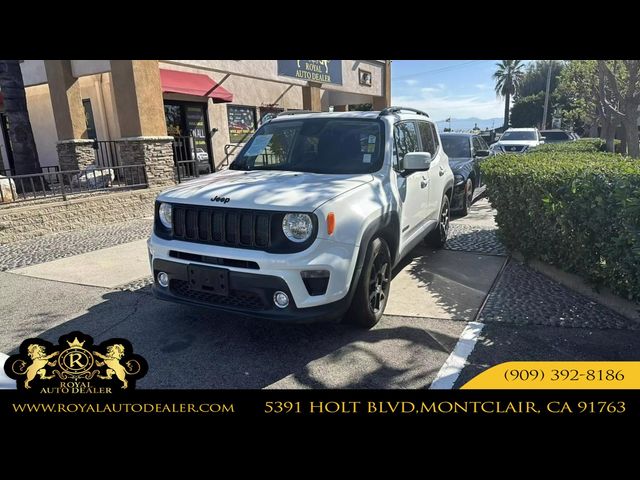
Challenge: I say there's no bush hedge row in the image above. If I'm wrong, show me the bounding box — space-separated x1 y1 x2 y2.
480 150 640 302
532 138 606 153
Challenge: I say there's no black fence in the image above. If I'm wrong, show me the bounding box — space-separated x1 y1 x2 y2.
0 165 59 177
93 140 120 168
0 164 147 204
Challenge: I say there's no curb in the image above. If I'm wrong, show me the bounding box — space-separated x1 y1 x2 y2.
511 252 640 324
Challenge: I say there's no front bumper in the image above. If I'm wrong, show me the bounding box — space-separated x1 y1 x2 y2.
147 233 360 323
451 179 467 211
151 259 351 323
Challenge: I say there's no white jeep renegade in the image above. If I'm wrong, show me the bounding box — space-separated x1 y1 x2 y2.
148 107 454 327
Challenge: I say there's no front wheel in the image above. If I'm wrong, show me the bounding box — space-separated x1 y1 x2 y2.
346 237 391 328
425 194 450 248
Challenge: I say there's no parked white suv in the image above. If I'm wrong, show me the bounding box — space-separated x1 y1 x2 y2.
148 107 454 327
489 127 544 154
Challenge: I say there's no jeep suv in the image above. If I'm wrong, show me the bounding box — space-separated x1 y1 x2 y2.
489 127 543 154
148 107 454 327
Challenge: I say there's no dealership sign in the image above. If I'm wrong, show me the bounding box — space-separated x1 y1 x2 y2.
277 60 343 85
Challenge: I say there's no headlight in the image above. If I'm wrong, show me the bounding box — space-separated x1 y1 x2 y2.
158 203 172 229
282 213 313 243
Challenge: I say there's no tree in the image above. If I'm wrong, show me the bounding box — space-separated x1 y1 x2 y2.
597 60 640 158
510 92 544 128
0 60 41 175
493 60 526 129
516 60 564 99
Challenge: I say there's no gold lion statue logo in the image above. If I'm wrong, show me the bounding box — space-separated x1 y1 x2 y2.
93 344 141 389
11 344 60 389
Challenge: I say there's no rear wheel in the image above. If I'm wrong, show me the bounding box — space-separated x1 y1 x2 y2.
460 178 474 216
346 237 391 328
426 194 450 248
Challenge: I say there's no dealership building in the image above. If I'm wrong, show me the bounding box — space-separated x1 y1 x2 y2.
0 60 391 179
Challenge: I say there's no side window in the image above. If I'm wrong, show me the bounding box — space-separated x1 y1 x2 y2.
394 122 419 169
418 121 438 156
477 136 489 150
430 123 440 154
472 136 483 153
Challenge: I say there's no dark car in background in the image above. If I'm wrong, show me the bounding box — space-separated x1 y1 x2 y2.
540 129 576 143
440 133 491 216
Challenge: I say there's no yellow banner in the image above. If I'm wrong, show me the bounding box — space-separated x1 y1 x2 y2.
461 362 640 389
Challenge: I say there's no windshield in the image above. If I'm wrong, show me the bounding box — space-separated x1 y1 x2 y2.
230 118 384 174
540 131 570 141
441 136 471 157
501 131 537 141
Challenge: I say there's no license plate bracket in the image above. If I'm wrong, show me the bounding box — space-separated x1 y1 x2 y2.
188 264 230 296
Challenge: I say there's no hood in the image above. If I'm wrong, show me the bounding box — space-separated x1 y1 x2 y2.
158 169 374 211
495 140 538 147
447 157 473 170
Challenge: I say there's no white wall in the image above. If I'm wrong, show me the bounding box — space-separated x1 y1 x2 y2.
25 84 58 167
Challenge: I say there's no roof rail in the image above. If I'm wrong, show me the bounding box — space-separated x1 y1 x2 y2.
379 106 429 118
276 110 316 117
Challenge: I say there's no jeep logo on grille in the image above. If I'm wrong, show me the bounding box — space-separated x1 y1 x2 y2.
212 195 231 204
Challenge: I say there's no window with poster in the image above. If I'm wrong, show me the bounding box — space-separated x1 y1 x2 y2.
227 105 257 143
163 100 214 174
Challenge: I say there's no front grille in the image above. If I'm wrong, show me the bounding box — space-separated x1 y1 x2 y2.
170 279 267 310
503 145 526 152
169 250 260 270
172 205 271 249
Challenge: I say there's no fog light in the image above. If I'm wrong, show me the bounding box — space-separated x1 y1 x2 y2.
157 271 169 288
273 291 289 309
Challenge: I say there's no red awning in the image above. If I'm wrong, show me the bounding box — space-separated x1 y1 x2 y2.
159 69 233 103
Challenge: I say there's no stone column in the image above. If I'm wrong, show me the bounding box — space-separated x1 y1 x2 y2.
45 60 92 171
302 82 322 111
56 139 95 172
110 60 176 187
118 137 175 187
372 60 392 110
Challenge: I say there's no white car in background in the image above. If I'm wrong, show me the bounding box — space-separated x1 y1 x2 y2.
489 128 544 154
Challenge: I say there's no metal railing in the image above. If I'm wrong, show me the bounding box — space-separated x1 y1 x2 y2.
0 164 147 204
175 160 199 183
223 143 243 167
93 140 121 168
1 165 59 177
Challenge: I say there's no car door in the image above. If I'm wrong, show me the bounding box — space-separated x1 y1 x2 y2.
418 121 444 221
394 121 425 243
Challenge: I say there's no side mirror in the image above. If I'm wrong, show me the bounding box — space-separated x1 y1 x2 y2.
403 152 432 172
475 149 490 157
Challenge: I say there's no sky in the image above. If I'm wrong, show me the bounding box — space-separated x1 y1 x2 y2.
391 60 527 121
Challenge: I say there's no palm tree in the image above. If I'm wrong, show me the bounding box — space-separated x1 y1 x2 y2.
493 60 525 129
0 60 41 175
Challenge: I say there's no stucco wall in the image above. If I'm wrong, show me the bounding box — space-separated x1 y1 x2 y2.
25 84 58 168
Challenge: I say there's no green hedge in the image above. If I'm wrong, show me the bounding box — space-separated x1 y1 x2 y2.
532 138 606 153
481 151 640 301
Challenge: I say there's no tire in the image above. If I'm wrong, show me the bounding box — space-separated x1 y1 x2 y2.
460 178 474 217
346 237 391 328
426 194 451 248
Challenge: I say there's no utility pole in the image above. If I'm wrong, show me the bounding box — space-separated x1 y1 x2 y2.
542 60 552 130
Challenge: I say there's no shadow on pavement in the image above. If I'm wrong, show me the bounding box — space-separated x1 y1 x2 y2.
32 287 458 389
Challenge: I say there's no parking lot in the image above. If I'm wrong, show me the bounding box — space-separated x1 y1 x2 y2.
2 197 640 389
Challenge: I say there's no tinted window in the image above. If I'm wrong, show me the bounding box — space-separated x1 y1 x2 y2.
441 135 471 157
231 118 384 174
472 136 484 153
540 131 571 141
501 131 537 141
394 122 420 167
418 122 437 155
430 123 440 153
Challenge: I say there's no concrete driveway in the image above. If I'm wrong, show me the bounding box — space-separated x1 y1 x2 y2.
0 200 505 389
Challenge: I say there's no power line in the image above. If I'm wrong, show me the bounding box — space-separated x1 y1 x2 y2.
394 60 493 80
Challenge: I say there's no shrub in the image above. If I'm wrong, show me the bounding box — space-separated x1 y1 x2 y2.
532 138 606 153
481 151 640 301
